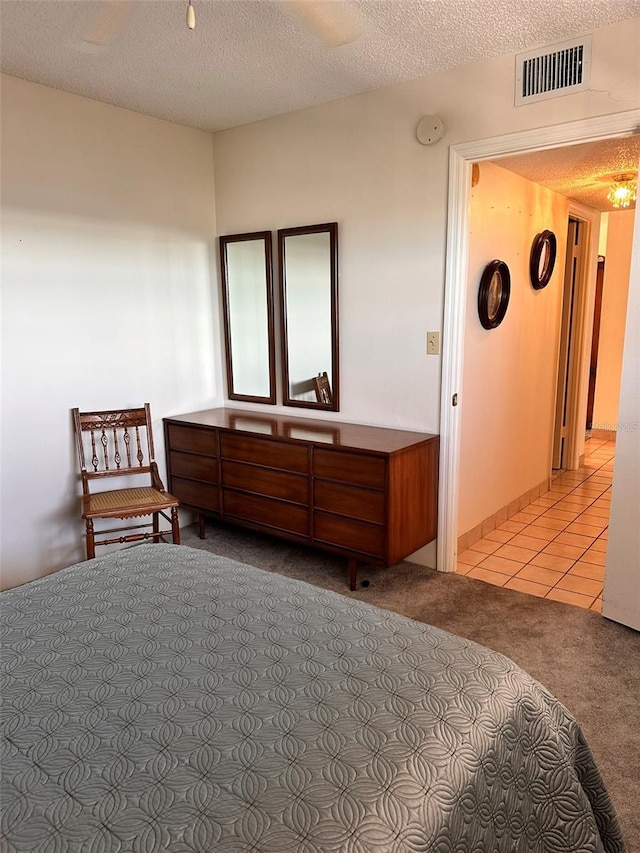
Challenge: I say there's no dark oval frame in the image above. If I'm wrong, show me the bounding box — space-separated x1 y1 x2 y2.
529 230 557 290
478 259 511 330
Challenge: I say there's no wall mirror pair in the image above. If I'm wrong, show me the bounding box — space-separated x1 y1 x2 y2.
220 223 339 411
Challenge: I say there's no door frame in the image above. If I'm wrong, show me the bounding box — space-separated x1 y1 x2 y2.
558 202 602 470
437 108 640 573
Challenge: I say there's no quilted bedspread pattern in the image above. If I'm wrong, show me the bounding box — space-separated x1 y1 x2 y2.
0 544 625 852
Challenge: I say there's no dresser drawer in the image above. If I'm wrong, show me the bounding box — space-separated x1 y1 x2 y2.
314 481 385 524
313 448 386 489
169 450 218 484
171 477 219 512
221 434 308 473
166 424 217 456
222 461 308 504
314 512 385 558
224 491 308 536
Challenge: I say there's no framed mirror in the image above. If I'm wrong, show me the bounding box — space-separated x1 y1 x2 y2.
278 222 339 411
219 231 276 404
478 259 510 329
530 230 557 290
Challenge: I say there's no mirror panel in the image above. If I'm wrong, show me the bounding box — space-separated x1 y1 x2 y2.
220 231 276 404
278 222 339 411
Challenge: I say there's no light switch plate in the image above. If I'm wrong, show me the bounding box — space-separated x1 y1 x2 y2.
427 331 440 355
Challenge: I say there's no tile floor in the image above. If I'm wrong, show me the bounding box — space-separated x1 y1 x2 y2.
457 437 615 612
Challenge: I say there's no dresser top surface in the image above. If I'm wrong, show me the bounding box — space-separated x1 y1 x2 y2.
165 408 438 454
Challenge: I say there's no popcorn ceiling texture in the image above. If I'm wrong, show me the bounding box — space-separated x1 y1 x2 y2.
0 0 638 132
498 137 640 212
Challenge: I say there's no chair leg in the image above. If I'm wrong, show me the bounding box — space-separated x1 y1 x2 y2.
86 519 95 560
153 512 159 538
171 507 180 545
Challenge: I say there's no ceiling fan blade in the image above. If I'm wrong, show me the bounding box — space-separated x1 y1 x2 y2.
82 0 132 47
285 0 363 48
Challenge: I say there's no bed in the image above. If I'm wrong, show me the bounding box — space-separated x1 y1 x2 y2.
0 544 625 852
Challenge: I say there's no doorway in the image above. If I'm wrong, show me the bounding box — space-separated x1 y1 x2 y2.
437 110 640 627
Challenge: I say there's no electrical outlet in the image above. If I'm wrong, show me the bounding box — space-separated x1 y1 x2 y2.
426 331 440 355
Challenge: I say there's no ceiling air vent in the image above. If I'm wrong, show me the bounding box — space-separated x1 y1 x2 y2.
515 35 592 106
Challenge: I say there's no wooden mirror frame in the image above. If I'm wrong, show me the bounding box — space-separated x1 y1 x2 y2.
478 259 511 330
529 229 557 290
278 222 339 411
219 230 276 404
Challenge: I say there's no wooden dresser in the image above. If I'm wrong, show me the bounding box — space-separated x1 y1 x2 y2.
163 408 439 589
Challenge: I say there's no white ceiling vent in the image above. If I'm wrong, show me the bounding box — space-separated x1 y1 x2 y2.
515 35 592 106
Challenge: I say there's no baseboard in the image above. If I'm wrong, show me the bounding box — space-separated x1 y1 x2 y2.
458 477 551 554
590 428 617 441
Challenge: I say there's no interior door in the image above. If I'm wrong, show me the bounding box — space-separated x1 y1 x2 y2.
552 218 580 469
585 256 605 431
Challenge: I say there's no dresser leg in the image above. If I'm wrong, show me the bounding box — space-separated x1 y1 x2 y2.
348 558 358 591
198 513 206 539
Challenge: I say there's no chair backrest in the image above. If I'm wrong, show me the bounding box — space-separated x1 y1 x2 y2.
72 404 157 491
312 372 332 405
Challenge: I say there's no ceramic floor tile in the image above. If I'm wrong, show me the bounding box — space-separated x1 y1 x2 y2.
477 555 526 577
515 564 565 586
555 574 603 598
468 539 501 555
542 508 580 521
506 534 549 551
457 549 486 567
504 577 550 598
547 486 574 497
579 505 610 519
535 516 569 531
543 542 586 560
580 548 607 566
493 544 540 563
467 566 510 587
498 520 528 534
521 524 557 542
565 521 607 537
509 510 541 524
484 529 515 544
457 443 614 612
545 588 594 609
569 561 605 581
530 552 576 572
555 531 596 549
555 497 594 509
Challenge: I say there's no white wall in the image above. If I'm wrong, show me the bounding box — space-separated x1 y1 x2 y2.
212 19 639 436
458 162 568 535
2 18 638 583
593 209 635 429
1 76 222 588
211 18 639 566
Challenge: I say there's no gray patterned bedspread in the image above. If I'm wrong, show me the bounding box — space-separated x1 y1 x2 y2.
0 544 625 852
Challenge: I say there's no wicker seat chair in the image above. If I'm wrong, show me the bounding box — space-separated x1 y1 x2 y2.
72 403 180 559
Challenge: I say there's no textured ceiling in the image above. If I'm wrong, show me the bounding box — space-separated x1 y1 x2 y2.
496 137 640 211
2 1 639 213
1 0 639 132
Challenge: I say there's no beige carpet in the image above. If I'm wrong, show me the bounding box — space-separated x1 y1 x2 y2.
181 519 640 850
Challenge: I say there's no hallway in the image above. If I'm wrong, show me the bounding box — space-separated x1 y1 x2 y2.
456 436 614 611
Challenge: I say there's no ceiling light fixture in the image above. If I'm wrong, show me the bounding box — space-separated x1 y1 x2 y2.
607 174 637 209
186 0 195 30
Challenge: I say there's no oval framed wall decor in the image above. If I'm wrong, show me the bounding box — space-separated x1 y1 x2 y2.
478 259 510 330
529 229 557 290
